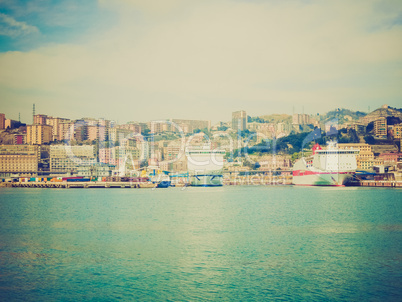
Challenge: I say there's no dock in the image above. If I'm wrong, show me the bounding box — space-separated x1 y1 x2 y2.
8 181 158 189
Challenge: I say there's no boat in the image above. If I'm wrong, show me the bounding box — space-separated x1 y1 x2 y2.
147 167 171 188
292 141 358 186
186 145 225 186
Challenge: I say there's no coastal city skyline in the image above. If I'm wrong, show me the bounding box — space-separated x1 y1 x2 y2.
1 1 401 300
1 0 402 123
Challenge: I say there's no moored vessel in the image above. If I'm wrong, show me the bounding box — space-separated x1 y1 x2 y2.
186 146 225 186
292 141 358 186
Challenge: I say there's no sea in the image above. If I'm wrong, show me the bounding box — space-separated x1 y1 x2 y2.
0 186 401 301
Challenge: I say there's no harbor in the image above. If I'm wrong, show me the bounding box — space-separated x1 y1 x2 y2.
3 174 401 188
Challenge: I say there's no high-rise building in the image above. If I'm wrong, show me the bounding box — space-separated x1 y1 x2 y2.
292 114 310 125
374 117 387 137
394 123 402 139
0 113 5 130
87 125 107 141
58 121 74 141
26 124 53 145
46 117 70 141
232 111 247 131
33 114 48 125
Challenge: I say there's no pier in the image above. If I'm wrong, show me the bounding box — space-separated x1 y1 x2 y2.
8 181 157 189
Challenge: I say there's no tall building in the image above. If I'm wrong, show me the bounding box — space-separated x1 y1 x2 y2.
46 117 70 141
292 114 310 125
87 125 107 141
0 113 5 130
26 124 53 145
232 111 247 131
33 114 48 125
374 117 387 137
394 123 402 139
0 145 39 176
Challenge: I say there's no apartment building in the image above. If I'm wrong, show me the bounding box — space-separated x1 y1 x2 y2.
109 127 138 143
232 111 247 131
46 117 70 141
0 113 5 130
374 117 387 137
26 124 53 145
393 123 402 139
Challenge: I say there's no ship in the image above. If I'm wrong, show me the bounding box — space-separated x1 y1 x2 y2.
186 146 225 186
292 141 358 186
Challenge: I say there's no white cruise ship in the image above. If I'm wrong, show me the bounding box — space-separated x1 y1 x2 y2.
186 146 225 186
292 141 358 186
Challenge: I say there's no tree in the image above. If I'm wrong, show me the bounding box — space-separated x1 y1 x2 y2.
364 135 375 144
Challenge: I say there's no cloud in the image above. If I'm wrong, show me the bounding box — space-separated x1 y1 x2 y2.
0 0 402 123
0 13 39 37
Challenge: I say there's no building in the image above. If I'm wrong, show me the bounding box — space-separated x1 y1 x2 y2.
26 124 53 145
108 127 138 143
148 121 170 134
50 145 96 173
77 164 111 177
0 145 39 176
292 114 310 125
378 152 402 164
33 114 48 125
99 147 118 166
14 134 26 145
117 122 141 134
374 117 387 137
257 155 292 170
171 119 211 133
46 117 70 141
58 121 74 141
232 111 247 131
163 142 183 161
359 158 384 171
0 113 5 130
348 123 366 133
5 119 20 129
87 125 107 141
393 123 402 139
338 143 374 170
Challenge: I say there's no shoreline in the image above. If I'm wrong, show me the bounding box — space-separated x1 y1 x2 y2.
1 180 401 188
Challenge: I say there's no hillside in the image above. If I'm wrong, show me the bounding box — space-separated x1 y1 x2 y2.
257 114 292 123
358 105 402 124
320 108 366 124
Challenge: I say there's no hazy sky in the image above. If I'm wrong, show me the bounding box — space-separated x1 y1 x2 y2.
0 0 401 124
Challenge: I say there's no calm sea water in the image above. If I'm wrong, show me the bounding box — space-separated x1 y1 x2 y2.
0 186 401 301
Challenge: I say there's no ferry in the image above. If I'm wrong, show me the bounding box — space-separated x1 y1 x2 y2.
292 141 358 186
186 146 225 186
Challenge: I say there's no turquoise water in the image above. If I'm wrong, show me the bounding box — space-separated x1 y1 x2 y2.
0 186 401 301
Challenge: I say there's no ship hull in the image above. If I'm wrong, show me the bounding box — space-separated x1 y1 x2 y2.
190 174 223 187
292 172 354 186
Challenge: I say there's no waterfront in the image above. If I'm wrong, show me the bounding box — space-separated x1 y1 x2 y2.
0 187 401 301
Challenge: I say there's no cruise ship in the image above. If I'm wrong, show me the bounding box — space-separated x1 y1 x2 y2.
186 146 225 186
292 141 358 186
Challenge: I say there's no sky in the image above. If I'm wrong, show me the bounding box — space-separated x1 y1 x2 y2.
0 0 401 124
